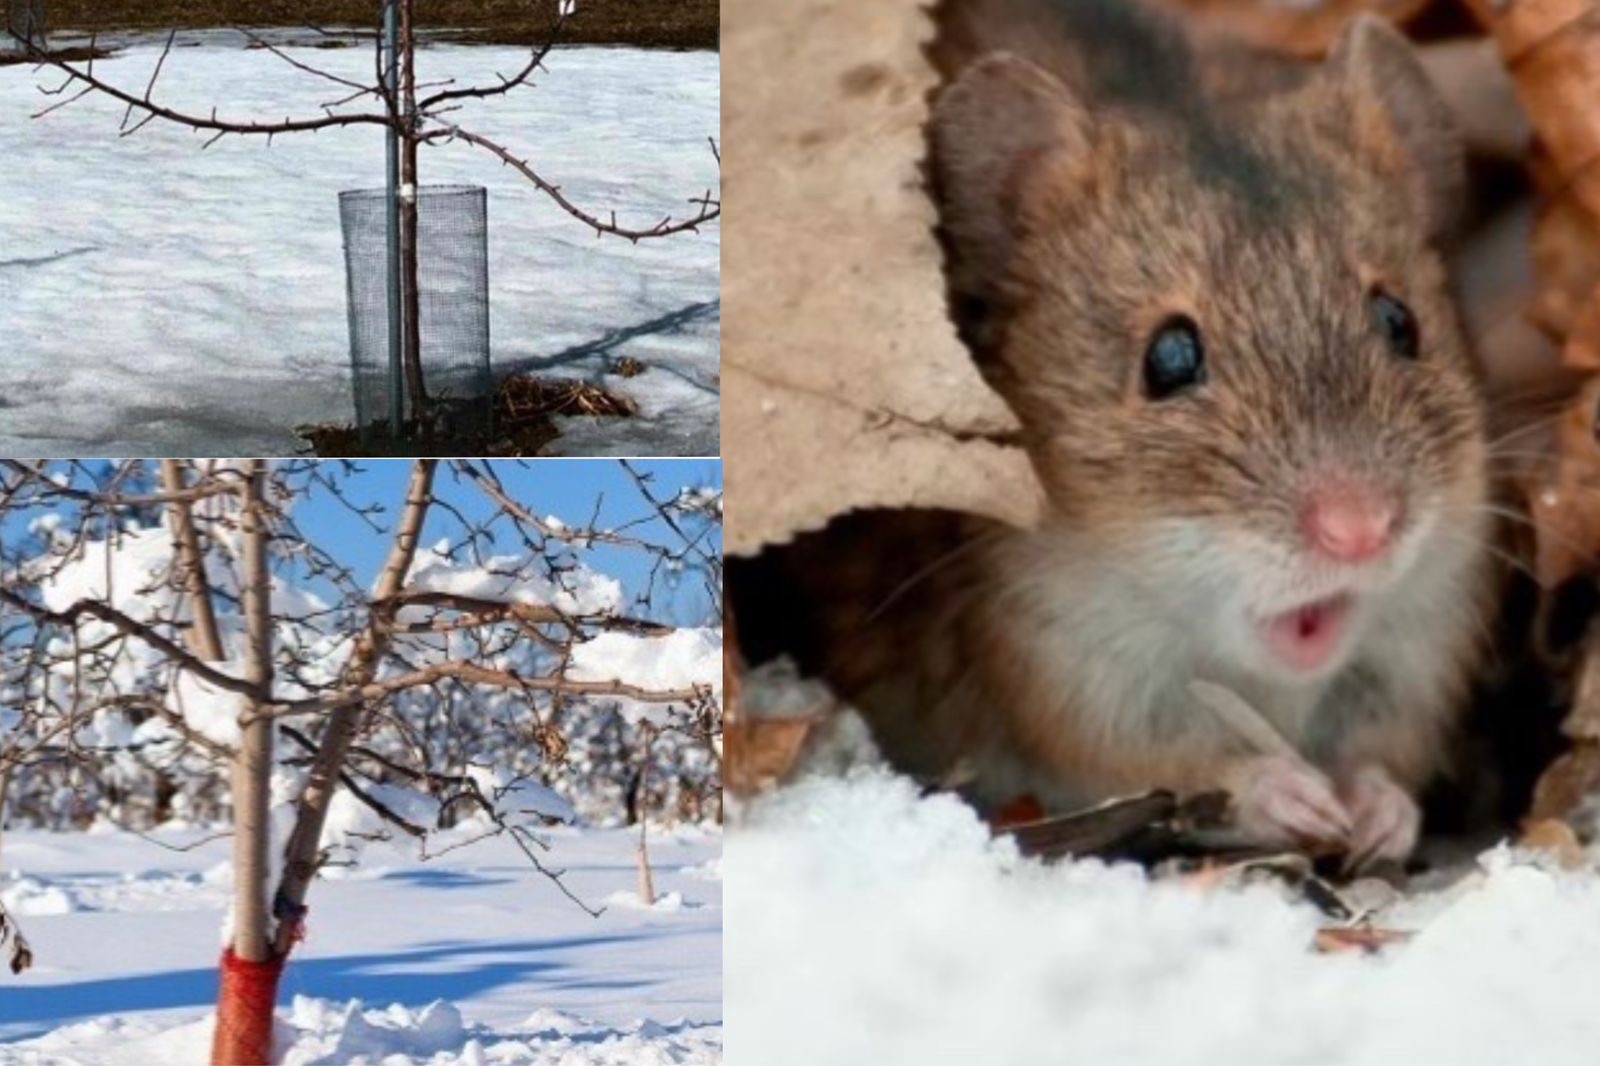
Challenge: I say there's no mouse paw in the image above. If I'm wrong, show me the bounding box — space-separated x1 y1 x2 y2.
1222 755 1353 851
1337 764 1420 872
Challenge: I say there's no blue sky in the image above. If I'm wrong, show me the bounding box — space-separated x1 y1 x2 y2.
2 459 722 626
294 459 722 623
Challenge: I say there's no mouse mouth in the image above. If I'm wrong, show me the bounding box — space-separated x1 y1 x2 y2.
1257 592 1355 674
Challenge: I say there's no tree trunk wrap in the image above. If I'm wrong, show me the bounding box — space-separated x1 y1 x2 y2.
210 948 285 1066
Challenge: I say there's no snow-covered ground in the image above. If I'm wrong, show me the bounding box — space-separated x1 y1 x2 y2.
0 34 719 456
727 715 1600 1066
0 823 721 1064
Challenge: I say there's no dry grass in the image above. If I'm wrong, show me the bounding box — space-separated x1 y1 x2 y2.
41 1 718 49
298 371 641 457
499 373 639 420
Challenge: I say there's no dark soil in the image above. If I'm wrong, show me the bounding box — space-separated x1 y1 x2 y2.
0 44 112 66
39 1 718 50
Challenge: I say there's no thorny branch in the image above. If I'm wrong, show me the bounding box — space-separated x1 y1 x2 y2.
429 123 721 241
8 7 719 239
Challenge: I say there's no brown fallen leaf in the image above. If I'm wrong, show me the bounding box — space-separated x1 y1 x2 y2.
724 655 837 797
1529 193 1600 356
1461 0 1600 370
1314 926 1415 954
1562 626 1600 740
1415 39 1533 162
1178 858 1233 892
1518 816 1590 868
1529 742 1600 822
989 794 1048 830
1523 376 1600 588
1159 0 1434 58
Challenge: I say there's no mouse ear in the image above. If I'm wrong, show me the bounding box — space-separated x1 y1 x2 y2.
929 52 1094 304
1327 15 1465 241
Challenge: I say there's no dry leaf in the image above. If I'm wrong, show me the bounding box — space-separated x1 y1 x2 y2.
1415 39 1533 162
1530 742 1600 821
1314 926 1414 954
989 794 1048 830
1462 0 1600 369
1525 378 1600 587
1529 194 1600 353
723 657 837 796
726 717 820 796
1160 0 1433 58
723 0 1045 557
1564 629 1600 740
1178 859 1233 892
1518 816 1589 868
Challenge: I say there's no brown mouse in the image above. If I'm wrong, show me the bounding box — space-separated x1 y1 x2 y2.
800 0 1497 868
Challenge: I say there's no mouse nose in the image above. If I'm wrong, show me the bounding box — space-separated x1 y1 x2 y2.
1301 482 1399 564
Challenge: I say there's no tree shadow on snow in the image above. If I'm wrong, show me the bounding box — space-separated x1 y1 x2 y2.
0 932 664 1040
376 868 518 890
0 247 100 271
499 299 720 386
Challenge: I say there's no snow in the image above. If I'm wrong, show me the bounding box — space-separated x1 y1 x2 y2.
727 714 1600 1066
568 626 721 718
166 669 247 748
0 825 721 1065
403 543 624 616
602 890 694 913
0 35 719 457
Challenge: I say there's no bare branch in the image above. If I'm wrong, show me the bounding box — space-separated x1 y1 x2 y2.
431 124 720 241
19 34 390 138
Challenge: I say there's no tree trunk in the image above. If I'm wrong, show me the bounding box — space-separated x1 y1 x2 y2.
635 830 657 908
212 460 281 1066
634 723 657 906
271 460 436 957
160 459 225 662
398 0 428 431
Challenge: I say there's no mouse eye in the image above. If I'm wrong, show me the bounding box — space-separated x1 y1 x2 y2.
1143 316 1206 400
1370 289 1419 360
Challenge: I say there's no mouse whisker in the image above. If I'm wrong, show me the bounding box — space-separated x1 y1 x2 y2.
863 524 1010 625
1432 525 1541 586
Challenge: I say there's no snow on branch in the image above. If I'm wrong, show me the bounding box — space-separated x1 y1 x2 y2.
0 459 723 935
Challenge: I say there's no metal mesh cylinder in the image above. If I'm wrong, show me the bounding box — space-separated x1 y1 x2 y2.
338 184 492 432
5 1 45 48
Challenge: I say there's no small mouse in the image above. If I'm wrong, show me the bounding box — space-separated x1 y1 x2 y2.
799 0 1497 868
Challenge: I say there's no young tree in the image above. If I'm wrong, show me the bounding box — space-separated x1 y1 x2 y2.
0 459 722 1064
8 1 720 435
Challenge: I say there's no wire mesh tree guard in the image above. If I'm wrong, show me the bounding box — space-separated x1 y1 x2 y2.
339 184 492 437
4 0 46 50
10 0 718 451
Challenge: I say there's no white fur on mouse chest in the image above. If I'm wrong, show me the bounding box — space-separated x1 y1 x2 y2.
976 511 1486 797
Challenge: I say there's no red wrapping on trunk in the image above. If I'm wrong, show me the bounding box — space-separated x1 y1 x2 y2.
210 948 284 1066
